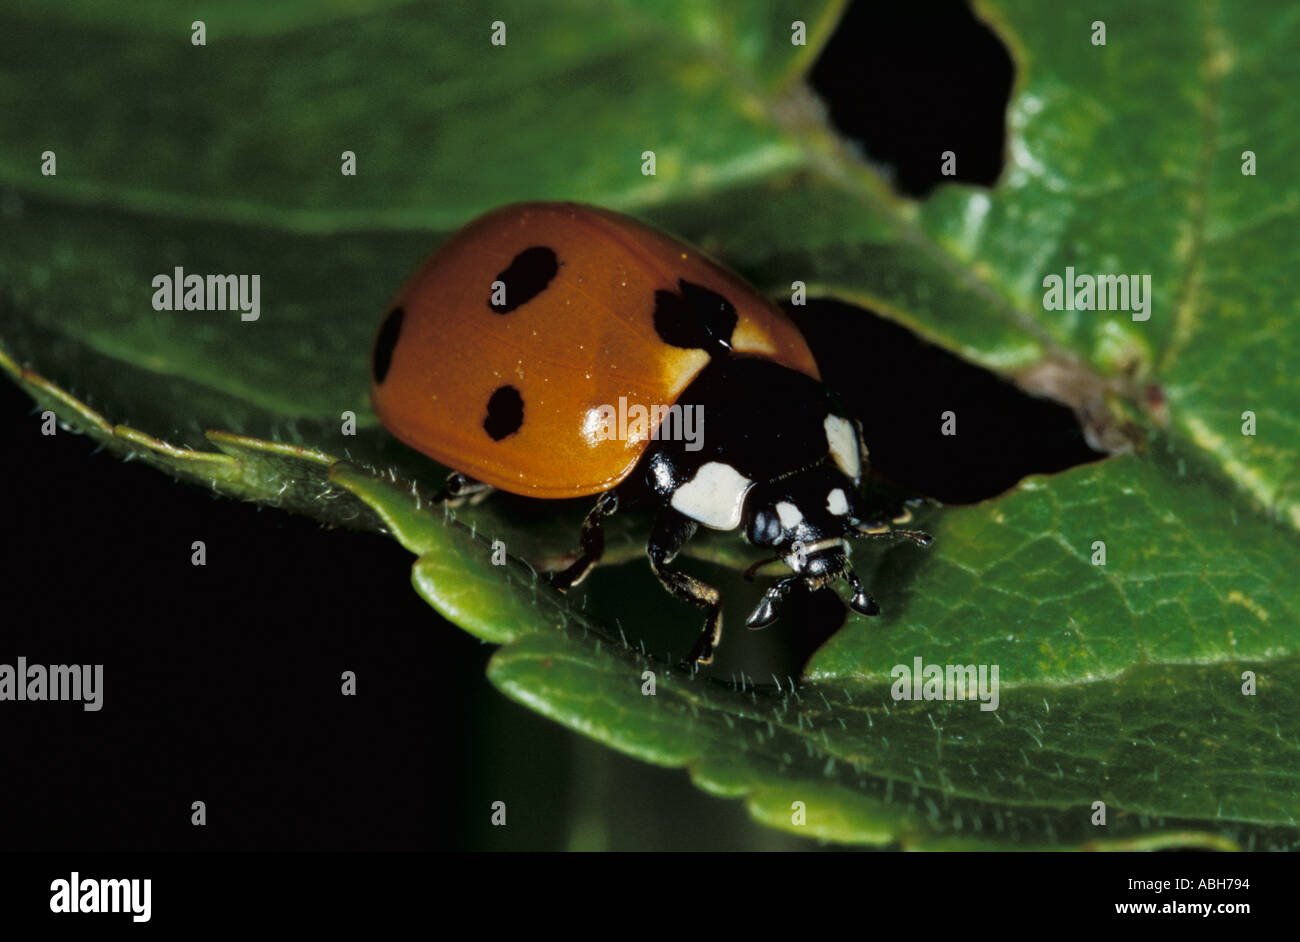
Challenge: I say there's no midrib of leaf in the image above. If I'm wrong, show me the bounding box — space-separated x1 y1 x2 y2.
1161 0 1224 372
0 165 475 235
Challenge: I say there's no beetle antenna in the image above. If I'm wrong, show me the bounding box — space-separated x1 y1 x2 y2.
850 523 932 547
742 554 784 582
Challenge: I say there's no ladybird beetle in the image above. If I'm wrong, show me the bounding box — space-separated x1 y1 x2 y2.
371 202 930 667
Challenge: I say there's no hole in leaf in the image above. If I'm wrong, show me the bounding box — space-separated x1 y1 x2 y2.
786 298 1107 504
809 0 1014 197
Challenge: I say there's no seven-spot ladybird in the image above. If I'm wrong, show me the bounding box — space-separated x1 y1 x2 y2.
371 202 930 667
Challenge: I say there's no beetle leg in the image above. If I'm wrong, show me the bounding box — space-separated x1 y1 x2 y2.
435 471 494 507
645 509 723 668
842 564 881 617
745 575 800 629
552 491 619 592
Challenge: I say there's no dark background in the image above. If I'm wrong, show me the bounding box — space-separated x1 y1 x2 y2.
0 2 1097 851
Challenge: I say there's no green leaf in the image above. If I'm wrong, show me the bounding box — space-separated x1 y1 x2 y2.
3 0 1297 848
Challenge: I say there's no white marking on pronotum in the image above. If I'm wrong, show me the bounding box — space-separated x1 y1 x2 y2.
775 501 803 529
670 461 754 530
827 488 849 516
824 415 861 482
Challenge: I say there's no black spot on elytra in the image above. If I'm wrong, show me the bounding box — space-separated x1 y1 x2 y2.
483 385 524 440
372 307 403 383
490 246 559 313
652 279 738 356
